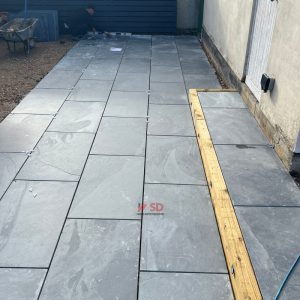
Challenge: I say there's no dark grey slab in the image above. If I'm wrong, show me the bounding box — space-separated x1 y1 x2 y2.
0 153 27 199
0 269 46 300
81 69 117 81
141 184 226 272
148 104 195 136
91 117 146 156
36 70 82 89
104 91 148 117
145 136 206 185
119 58 150 73
203 108 269 145
12 89 70 114
0 114 52 152
184 74 221 89
181 60 215 75
215 145 300 206
236 207 300 300
48 101 105 133
149 82 188 105
151 54 181 67
139 272 233 300
151 65 184 83
199 92 247 108
0 181 76 267
69 155 144 219
40 219 140 300
67 80 113 102
113 73 149 92
17 132 93 181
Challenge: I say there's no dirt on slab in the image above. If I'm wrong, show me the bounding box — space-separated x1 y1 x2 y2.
0 38 75 122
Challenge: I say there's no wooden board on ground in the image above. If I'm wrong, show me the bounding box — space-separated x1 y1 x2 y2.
189 89 262 300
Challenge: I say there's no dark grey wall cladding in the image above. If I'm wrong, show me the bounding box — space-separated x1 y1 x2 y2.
1 0 177 33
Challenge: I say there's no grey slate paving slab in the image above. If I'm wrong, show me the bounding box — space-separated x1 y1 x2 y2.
0 153 27 199
199 91 247 108
67 80 113 102
181 60 215 75
104 91 148 117
36 70 82 89
139 272 233 300
113 73 149 92
12 89 70 115
149 82 188 105
215 145 300 206
119 58 150 73
48 101 105 133
40 219 140 300
0 181 77 267
148 104 195 136
81 69 117 81
86 59 120 71
151 65 184 83
17 132 93 181
184 74 221 89
145 136 206 185
54 57 90 71
236 207 300 300
91 117 146 156
203 108 269 145
69 155 144 219
0 269 46 300
151 53 181 67
141 184 226 272
0 114 52 152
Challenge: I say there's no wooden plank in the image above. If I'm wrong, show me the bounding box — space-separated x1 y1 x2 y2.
188 89 262 300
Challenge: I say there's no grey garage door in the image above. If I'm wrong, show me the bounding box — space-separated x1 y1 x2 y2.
0 0 177 33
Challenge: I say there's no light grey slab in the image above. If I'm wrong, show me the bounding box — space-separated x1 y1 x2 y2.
184 74 221 89
139 272 233 300
119 58 150 73
0 180 77 267
0 153 27 199
199 91 247 108
86 60 120 71
81 69 117 81
54 57 90 71
17 132 93 181
203 108 269 145
0 114 52 152
0 269 46 300
145 136 206 185
67 80 113 102
48 101 105 133
104 91 148 117
113 73 149 92
91 117 146 156
124 50 151 59
236 207 300 300
36 70 82 89
12 89 70 114
141 184 226 272
151 65 184 83
215 145 300 206
70 155 144 219
148 104 195 136
150 82 188 105
40 219 140 300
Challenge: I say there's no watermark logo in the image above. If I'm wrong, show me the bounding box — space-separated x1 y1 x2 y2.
137 202 164 215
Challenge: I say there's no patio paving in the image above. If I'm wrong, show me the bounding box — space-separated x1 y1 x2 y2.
1 34 298 299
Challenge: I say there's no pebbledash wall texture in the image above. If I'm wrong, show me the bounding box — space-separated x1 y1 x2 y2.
202 0 300 172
